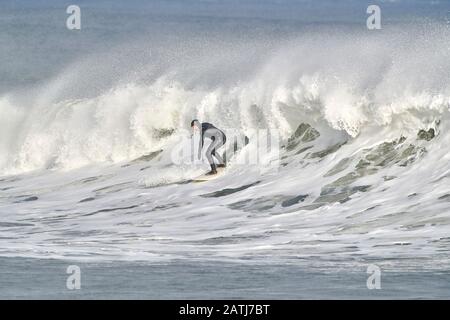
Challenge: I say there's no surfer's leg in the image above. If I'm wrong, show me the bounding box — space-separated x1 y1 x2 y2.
206 139 220 174
213 134 226 167
212 144 225 166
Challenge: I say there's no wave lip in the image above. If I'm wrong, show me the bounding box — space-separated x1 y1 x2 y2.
2 23 450 174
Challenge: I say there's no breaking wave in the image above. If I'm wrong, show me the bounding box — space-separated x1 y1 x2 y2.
0 22 449 265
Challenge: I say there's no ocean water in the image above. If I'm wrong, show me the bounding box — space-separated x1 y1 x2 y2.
1 257 450 299
1 0 450 299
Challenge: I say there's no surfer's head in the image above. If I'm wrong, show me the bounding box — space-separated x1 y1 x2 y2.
191 119 200 131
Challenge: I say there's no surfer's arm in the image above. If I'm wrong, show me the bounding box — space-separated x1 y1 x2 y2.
198 134 204 159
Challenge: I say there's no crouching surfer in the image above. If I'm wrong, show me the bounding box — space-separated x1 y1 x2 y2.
191 119 227 175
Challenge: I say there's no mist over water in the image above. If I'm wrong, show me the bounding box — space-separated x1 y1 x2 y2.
0 1 449 275
1 21 449 174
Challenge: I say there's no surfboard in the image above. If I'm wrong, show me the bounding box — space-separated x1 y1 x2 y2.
192 167 226 183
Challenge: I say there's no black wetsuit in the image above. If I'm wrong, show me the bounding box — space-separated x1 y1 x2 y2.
198 122 227 172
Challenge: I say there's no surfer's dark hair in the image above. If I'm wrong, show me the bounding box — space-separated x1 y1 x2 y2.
191 119 199 127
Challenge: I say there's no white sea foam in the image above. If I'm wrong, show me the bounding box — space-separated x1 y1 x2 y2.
0 23 449 265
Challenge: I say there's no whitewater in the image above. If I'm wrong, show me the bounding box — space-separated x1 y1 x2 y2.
1 2 450 289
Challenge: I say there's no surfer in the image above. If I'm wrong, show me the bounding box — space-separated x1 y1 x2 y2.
191 119 227 175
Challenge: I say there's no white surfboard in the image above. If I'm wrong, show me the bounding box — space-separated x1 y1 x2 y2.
192 167 226 183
